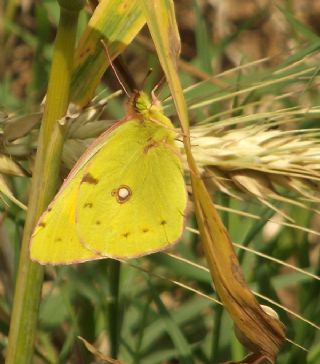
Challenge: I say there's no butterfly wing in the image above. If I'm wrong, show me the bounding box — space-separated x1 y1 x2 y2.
29 121 127 265
76 119 187 259
30 173 102 264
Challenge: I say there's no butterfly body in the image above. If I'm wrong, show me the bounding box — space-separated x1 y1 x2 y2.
30 92 187 264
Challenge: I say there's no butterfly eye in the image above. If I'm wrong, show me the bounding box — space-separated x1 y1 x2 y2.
112 185 132 204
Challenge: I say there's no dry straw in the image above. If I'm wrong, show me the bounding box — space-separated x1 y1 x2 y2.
189 107 320 216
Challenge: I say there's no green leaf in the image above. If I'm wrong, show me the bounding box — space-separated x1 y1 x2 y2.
71 0 145 106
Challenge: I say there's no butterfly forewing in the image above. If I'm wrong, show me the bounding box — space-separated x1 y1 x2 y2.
29 121 127 264
76 119 187 259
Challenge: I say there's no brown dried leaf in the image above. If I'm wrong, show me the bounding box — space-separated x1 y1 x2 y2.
78 336 126 364
3 113 41 142
191 165 286 362
0 175 26 210
0 154 27 177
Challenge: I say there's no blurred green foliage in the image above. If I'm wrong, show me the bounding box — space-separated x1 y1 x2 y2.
0 1 319 363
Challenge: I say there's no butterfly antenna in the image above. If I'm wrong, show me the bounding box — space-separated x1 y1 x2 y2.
141 68 153 89
100 40 130 97
152 75 166 95
150 75 166 106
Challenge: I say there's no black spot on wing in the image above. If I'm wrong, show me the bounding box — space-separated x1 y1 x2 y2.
39 222 46 228
123 232 130 238
95 220 101 225
160 220 167 225
82 173 99 185
84 202 93 208
142 228 149 233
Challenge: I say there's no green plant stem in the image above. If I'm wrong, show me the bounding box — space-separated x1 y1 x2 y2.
5 2 84 363
133 295 152 364
210 305 223 361
107 260 121 358
238 207 275 263
210 193 229 361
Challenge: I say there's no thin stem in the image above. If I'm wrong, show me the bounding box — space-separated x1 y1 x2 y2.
107 260 121 358
238 207 275 263
133 295 152 364
210 193 229 361
5 2 83 363
210 306 223 361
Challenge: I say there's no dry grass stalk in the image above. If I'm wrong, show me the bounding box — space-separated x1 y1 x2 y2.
188 110 320 216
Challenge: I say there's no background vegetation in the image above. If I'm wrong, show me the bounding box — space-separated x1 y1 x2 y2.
0 0 319 363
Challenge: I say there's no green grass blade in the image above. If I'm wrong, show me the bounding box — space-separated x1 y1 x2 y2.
149 280 194 364
70 0 145 107
5 2 84 363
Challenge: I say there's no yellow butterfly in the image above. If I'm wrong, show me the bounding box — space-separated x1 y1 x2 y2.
30 91 187 264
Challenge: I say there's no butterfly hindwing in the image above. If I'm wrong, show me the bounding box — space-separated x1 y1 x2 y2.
30 171 102 264
76 119 187 258
30 122 127 264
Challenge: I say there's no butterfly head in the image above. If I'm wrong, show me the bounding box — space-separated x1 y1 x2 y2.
127 90 173 130
128 91 161 115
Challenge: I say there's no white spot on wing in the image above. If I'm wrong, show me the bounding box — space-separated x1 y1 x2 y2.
119 187 130 199
112 185 132 204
